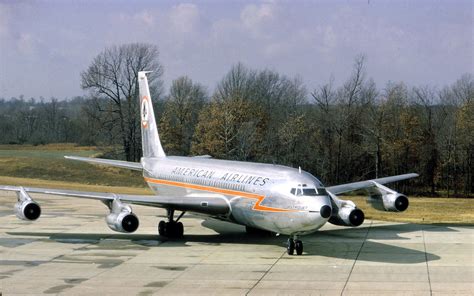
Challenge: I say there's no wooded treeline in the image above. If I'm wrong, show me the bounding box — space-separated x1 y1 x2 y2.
0 43 472 196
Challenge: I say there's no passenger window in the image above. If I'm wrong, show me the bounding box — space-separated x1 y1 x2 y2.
290 188 296 195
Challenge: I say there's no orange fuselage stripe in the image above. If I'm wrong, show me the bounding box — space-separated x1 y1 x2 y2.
144 177 298 213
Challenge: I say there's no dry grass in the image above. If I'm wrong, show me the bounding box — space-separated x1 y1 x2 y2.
0 145 146 187
0 176 151 195
347 195 474 224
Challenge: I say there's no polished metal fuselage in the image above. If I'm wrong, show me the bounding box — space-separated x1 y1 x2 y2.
141 156 332 235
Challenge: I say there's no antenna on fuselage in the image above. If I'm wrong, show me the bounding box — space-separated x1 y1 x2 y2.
298 166 302 174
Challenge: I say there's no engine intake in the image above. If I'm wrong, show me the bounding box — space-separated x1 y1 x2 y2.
15 200 41 221
106 212 139 233
105 198 139 233
392 194 409 212
14 189 41 221
329 206 365 227
367 182 410 212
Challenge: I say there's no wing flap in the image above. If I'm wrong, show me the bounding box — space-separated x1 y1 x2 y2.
326 173 419 195
64 156 142 171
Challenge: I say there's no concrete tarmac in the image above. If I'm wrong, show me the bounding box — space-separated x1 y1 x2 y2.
0 191 472 295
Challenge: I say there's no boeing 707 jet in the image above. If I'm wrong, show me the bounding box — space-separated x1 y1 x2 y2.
1 71 418 255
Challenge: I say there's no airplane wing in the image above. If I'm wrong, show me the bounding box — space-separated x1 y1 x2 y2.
64 156 142 171
0 186 229 216
326 173 419 195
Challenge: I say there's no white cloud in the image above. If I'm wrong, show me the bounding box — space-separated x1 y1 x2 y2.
0 1 471 99
116 10 156 26
241 3 276 28
17 33 36 55
240 1 280 37
169 3 200 34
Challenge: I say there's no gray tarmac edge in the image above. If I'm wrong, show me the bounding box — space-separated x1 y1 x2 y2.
0 191 473 295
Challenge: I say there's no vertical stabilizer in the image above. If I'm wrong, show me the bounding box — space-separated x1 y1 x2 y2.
138 71 166 158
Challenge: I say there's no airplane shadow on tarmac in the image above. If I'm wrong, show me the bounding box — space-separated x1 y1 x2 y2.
198 220 447 264
7 220 468 264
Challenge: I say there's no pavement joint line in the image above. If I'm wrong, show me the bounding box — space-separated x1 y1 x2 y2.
76 234 166 288
245 245 286 295
166 232 220 284
340 220 372 296
8 225 117 294
50 232 167 293
422 225 433 296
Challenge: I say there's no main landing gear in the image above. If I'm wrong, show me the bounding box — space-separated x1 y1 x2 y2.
158 209 185 238
287 237 303 255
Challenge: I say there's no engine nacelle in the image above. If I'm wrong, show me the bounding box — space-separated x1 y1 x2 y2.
106 212 139 233
15 200 41 221
367 182 409 212
14 189 41 221
105 198 139 233
368 193 409 212
329 206 365 227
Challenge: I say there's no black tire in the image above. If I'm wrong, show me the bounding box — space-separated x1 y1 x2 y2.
295 240 303 255
167 222 176 237
176 222 184 238
287 238 295 255
158 220 166 236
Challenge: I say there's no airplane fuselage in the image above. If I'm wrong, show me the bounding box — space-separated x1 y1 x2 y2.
141 156 332 235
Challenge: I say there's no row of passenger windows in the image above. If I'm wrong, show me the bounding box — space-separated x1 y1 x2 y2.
156 173 246 192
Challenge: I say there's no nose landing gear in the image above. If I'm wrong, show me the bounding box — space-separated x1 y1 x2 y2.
287 237 304 255
158 209 185 238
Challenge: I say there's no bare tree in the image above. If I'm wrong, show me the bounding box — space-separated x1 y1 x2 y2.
311 55 369 183
81 43 163 161
159 76 207 155
411 86 445 194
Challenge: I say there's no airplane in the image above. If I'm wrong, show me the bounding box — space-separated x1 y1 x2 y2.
0 71 418 255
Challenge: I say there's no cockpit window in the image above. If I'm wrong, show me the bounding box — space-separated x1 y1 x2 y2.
290 186 318 196
317 188 328 195
302 188 317 196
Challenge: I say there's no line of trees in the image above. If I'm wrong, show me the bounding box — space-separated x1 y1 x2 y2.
0 43 472 196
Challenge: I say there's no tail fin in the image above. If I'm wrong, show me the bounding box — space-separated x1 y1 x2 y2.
138 71 166 158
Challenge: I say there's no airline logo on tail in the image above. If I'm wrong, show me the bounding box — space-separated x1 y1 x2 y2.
141 96 149 128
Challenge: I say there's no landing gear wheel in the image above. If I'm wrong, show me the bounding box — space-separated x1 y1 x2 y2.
158 220 166 236
158 221 184 238
287 238 295 255
176 222 184 238
295 240 303 255
158 210 186 238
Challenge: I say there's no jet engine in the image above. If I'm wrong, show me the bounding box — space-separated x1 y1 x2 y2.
367 182 409 212
105 198 139 233
14 189 41 221
329 206 365 227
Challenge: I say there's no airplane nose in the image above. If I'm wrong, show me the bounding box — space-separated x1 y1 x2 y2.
320 205 331 218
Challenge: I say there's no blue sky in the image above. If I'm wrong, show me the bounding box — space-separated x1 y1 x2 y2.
0 0 472 99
